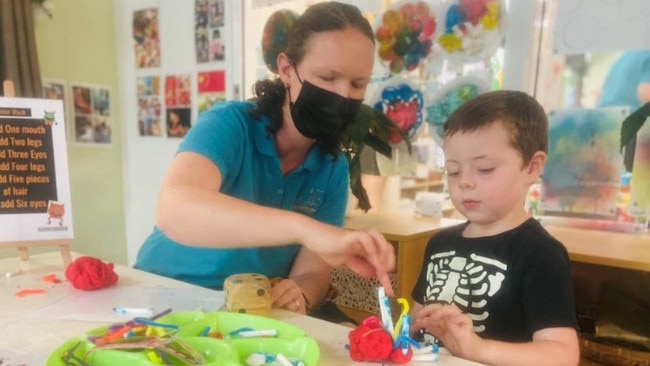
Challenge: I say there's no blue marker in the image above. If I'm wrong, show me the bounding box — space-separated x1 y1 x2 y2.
377 287 394 335
112 306 154 315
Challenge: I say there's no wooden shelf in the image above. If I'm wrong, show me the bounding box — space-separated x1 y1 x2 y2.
545 226 650 273
341 213 650 326
400 179 443 191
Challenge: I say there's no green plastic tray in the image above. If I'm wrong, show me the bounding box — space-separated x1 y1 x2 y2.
46 311 320 366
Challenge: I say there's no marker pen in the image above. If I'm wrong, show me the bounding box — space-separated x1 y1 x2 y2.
227 329 278 339
112 306 154 315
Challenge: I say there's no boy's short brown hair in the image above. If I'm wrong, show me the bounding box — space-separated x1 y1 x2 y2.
443 90 548 165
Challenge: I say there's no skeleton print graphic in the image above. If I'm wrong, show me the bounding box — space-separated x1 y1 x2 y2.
424 250 507 333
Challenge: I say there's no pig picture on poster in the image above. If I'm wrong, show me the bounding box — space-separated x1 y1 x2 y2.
0 97 74 242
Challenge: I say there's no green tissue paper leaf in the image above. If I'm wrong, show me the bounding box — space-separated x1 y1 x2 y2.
342 104 411 212
620 102 650 172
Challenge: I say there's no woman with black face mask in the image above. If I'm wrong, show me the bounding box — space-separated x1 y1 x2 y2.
135 2 394 323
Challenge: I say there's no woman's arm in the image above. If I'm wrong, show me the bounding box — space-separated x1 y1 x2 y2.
270 248 332 313
157 152 317 249
637 82 650 104
156 151 396 293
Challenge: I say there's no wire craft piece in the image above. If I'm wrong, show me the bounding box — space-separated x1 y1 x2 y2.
348 287 431 364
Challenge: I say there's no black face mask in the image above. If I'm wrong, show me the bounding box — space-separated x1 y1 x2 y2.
289 80 363 140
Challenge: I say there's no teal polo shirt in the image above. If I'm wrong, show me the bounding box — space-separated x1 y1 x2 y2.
135 101 349 289
599 50 650 111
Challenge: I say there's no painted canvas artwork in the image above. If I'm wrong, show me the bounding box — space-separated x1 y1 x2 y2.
539 107 627 218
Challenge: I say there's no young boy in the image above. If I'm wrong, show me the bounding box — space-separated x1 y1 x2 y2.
411 91 580 365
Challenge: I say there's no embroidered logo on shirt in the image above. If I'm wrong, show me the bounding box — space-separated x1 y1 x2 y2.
424 251 506 333
294 188 323 215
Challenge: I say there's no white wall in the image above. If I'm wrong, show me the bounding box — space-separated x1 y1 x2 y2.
501 0 541 92
116 0 243 265
30 0 127 264
118 0 538 264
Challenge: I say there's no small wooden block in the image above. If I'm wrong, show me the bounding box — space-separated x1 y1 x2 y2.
224 273 272 317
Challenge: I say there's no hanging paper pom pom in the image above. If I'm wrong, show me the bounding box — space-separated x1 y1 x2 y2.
375 1 439 74
460 0 489 25
372 78 424 145
439 0 504 62
425 75 490 145
65 256 119 290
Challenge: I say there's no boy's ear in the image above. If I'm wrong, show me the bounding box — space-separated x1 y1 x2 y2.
526 151 547 181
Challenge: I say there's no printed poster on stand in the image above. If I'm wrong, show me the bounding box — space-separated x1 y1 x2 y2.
0 97 74 242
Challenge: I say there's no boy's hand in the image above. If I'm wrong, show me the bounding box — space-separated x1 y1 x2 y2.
412 303 483 360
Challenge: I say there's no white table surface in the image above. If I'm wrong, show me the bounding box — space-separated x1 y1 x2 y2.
0 251 483 365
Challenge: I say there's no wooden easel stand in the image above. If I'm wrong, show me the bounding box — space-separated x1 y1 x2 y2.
1 79 72 268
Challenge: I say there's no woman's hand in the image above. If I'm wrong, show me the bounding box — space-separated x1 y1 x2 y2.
301 225 396 296
270 278 307 314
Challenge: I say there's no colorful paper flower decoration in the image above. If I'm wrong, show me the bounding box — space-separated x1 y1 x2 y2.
375 1 438 74
426 76 489 144
373 81 424 144
438 0 503 62
261 9 299 73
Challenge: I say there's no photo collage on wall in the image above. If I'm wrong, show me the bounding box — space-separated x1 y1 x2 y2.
137 76 162 137
42 79 68 128
133 2 226 140
133 8 161 68
71 84 112 145
42 79 112 146
195 0 225 63
165 75 192 138
198 70 226 114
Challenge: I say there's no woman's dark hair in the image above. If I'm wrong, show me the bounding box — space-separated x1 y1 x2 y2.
249 2 374 156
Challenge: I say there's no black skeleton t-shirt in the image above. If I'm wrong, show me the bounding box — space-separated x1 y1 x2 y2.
412 218 578 342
